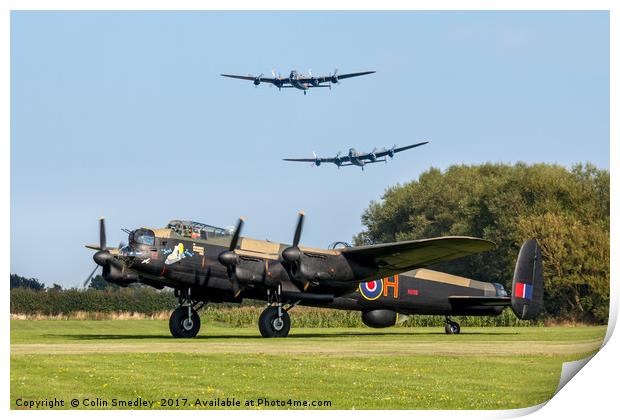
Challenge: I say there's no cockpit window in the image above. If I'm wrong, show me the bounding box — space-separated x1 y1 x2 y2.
133 229 155 246
166 220 232 240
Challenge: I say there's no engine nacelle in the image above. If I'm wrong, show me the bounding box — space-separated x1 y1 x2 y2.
361 309 397 328
104 264 139 287
315 159 321 166
253 78 261 86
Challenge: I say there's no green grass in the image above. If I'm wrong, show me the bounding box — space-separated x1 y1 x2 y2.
10 320 606 410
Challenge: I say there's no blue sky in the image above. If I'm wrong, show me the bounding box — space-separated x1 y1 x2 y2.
11 11 609 287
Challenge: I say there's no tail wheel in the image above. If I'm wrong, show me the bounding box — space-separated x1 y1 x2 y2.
444 319 461 335
258 306 291 338
169 306 201 338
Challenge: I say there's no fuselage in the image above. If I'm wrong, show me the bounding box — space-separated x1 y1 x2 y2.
290 70 311 91
348 148 366 167
117 223 506 317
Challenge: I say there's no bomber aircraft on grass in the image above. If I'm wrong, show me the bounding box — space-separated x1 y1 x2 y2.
85 214 543 338
283 142 429 170
220 69 375 94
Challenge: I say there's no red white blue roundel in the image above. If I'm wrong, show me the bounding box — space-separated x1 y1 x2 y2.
360 279 383 300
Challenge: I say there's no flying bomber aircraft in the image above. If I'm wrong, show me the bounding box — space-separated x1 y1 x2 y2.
220 69 375 94
85 214 543 338
283 142 429 170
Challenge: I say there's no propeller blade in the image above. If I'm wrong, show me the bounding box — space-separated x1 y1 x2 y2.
84 265 99 288
231 277 241 297
99 218 106 250
292 211 304 247
228 217 244 252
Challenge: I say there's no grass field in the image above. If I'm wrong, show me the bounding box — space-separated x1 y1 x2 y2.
10 320 606 410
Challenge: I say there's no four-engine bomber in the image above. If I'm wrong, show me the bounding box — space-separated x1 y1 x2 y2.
86 213 543 338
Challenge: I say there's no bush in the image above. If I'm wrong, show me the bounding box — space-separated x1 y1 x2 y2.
10 287 177 316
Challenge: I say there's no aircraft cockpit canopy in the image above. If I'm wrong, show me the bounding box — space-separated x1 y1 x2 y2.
328 241 352 250
132 228 155 246
167 220 233 240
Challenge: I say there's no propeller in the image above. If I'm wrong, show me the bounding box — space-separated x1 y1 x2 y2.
330 68 339 84
308 69 319 87
217 218 245 296
335 151 343 169
83 218 130 288
84 218 111 288
281 212 310 290
388 144 397 159
370 147 378 162
272 69 283 91
312 151 321 167
281 212 304 264
253 73 264 86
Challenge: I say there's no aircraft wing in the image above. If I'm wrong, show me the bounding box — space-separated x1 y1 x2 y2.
314 71 376 83
282 155 351 164
373 141 429 158
340 236 494 280
220 74 290 85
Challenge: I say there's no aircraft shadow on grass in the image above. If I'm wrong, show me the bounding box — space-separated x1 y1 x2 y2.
43 331 518 341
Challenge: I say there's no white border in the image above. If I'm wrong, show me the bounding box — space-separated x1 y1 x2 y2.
3 1 616 419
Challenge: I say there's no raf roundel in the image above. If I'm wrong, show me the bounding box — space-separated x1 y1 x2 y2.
359 279 383 300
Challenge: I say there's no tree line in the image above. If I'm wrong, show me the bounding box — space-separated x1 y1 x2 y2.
354 162 609 324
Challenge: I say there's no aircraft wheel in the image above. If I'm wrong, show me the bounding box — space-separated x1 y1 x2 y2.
258 307 291 338
445 321 460 335
169 306 201 338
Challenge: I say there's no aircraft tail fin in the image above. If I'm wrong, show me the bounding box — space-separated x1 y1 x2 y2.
510 239 544 320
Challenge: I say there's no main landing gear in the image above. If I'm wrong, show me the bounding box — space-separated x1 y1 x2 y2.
169 288 205 338
258 284 293 338
444 316 461 335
